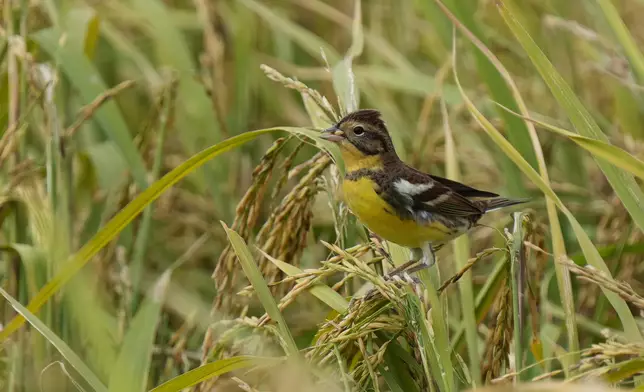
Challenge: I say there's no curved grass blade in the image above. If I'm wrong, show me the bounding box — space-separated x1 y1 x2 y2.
495 104 644 180
0 127 317 341
108 271 171 392
148 356 272 392
597 0 644 83
498 0 644 233
604 358 644 384
259 249 349 313
509 212 528 380
434 1 536 196
332 0 363 114
0 286 108 392
0 244 45 297
438 0 579 364
222 224 298 356
442 99 480 387
454 67 643 342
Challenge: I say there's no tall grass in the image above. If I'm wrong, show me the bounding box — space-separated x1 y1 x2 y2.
1 0 644 391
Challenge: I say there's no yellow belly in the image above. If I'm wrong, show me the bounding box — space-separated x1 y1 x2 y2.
342 177 454 248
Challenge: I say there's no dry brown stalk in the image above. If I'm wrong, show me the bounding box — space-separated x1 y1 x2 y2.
570 341 644 383
306 260 425 389
482 281 514 383
579 197 643 313
65 80 136 138
269 141 305 205
251 244 373 326
194 0 230 138
261 64 338 123
0 35 42 164
255 153 332 296
562 260 644 310
213 137 289 311
438 248 504 294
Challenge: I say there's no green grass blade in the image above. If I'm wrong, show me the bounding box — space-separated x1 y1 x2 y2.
435 0 535 197
604 358 644 384
0 128 284 341
597 0 644 83
332 0 363 114
122 0 225 203
32 28 148 190
0 286 108 392
130 82 174 312
509 212 528 380
222 223 299 356
404 292 447 392
498 1 644 232
496 105 644 180
0 244 45 297
124 0 221 140
259 249 349 313
421 278 455 392
442 100 480 387
440 2 579 364
240 0 340 63
108 271 171 392
148 356 272 392
453 68 644 342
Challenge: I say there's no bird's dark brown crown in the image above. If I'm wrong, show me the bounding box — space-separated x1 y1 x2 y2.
337 109 387 132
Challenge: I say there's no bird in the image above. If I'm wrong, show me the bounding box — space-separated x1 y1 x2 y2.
319 109 528 274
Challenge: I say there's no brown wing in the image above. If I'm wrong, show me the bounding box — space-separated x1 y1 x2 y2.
381 164 484 219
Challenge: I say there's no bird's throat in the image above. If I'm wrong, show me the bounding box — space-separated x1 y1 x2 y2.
339 142 384 172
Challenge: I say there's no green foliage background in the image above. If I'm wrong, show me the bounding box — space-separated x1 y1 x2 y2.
1 0 644 391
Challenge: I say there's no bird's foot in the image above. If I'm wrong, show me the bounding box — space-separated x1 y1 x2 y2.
385 243 436 277
387 244 436 277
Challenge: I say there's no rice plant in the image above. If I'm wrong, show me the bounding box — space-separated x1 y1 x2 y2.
1 0 644 391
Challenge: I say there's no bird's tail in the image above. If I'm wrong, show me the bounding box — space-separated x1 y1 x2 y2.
483 197 530 212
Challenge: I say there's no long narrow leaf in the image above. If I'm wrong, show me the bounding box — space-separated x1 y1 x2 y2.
597 0 644 83
149 356 272 392
222 224 299 356
437 0 580 363
498 1 644 233
453 67 643 342
0 127 309 341
259 249 349 313
496 104 644 180
108 271 171 392
0 287 108 392
442 99 480 386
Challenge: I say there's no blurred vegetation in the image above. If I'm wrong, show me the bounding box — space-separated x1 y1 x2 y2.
1 0 644 391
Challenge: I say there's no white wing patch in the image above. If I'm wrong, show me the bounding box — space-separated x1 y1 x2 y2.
394 179 433 196
423 193 450 206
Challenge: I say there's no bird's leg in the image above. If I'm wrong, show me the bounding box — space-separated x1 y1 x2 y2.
385 247 423 278
405 242 436 274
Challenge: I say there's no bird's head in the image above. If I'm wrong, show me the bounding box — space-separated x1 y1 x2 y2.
320 110 396 165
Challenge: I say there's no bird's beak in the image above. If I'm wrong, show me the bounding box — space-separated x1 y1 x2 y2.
319 126 346 143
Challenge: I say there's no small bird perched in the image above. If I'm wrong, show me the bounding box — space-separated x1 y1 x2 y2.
320 109 528 274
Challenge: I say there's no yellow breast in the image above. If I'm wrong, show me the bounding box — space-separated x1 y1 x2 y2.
342 177 454 248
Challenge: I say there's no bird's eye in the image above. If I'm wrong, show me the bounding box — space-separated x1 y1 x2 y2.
353 126 365 136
